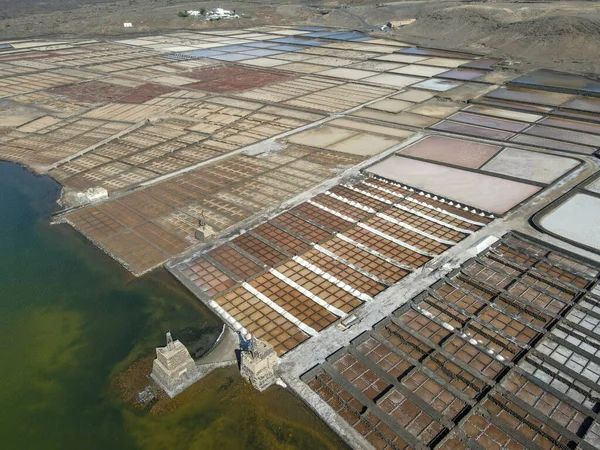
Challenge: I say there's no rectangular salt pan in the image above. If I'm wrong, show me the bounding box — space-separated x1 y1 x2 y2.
481 147 580 184
399 135 501 169
448 112 529 132
585 177 600 194
524 124 599 147
540 193 600 250
512 69 600 96
432 121 515 141
398 47 476 59
437 69 486 81
486 86 573 106
460 58 500 71
561 97 600 113
367 156 541 214
510 134 596 155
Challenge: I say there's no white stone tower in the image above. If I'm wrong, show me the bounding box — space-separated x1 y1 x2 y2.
151 332 201 398
240 338 279 392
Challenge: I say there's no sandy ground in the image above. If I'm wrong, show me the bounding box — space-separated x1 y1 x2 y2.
1 1 600 75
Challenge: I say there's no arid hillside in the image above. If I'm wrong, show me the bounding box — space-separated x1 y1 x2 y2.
1 1 600 74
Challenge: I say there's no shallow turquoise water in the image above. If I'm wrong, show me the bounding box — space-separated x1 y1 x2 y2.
0 162 345 450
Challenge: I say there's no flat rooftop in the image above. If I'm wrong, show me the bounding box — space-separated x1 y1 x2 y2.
1 25 600 450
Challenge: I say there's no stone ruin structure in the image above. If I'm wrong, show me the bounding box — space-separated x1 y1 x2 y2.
195 210 215 241
72 186 108 206
240 338 279 392
150 332 202 398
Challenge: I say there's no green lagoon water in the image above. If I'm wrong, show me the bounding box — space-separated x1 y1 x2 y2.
0 162 345 450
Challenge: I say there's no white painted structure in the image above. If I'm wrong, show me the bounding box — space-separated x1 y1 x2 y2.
205 8 239 20
75 187 108 204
